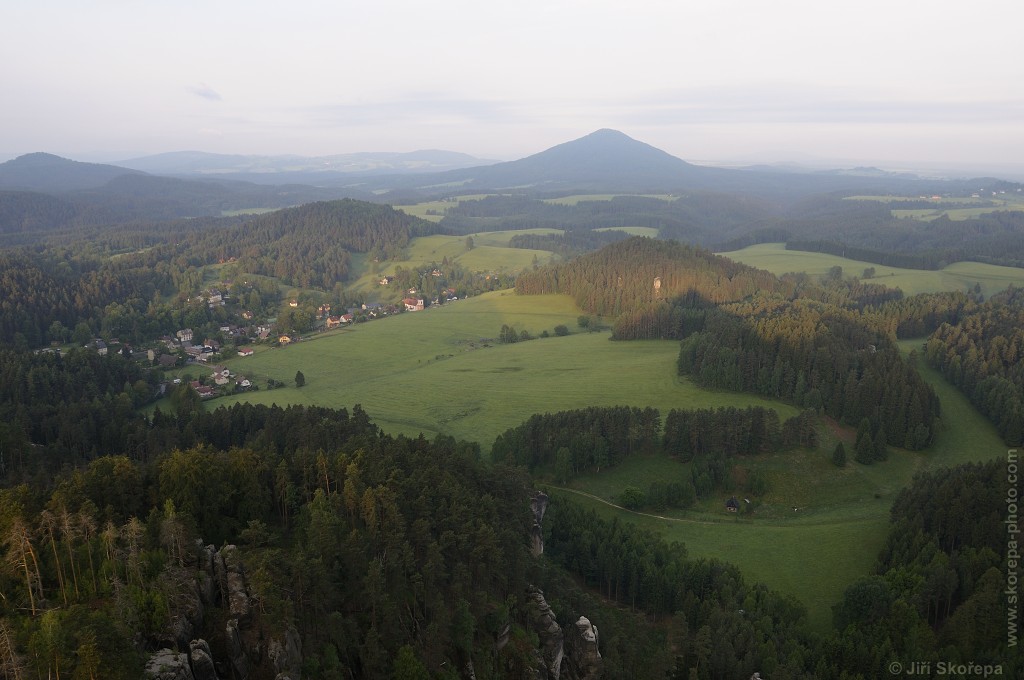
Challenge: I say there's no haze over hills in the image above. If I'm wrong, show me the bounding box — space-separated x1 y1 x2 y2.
115 148 497 184
0 152 145 192
0 130 1019 238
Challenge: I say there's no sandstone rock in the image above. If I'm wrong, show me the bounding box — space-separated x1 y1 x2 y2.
268 625 303 678
194 542 218 607
189 639 217 680
219 544 251 624
227 618 250 680
526 587 563 680
530 491 549 556
144 649 195 680
563 616 602 680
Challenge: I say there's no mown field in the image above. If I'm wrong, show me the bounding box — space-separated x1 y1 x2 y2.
719 242 1024 297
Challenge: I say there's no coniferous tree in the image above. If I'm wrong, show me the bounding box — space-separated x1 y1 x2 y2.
832 442 847 467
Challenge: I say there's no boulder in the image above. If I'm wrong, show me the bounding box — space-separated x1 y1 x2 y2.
144 649 195 680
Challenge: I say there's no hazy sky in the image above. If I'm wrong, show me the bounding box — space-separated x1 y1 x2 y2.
3 0 1023 170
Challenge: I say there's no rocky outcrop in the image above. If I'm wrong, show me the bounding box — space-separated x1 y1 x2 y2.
216 544 251 624
563 616 602 680
226 618 251 680
188 639 217 680
526 587 564 680
145 542 302 680
144 649 195 680
268 625 303 679
530 491 549 556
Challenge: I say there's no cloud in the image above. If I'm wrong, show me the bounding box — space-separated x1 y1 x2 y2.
187 83 222 102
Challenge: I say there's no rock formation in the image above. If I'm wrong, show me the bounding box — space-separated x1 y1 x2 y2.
563 616 602 680
530 491 549 556
145 542 302 680
144 649 195 680
188 639 217 680
526 587 564 680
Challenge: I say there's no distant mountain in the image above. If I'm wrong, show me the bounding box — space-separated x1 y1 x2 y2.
116 149 496 184
367 129 958 199
0 153 142 192
408 129 726 192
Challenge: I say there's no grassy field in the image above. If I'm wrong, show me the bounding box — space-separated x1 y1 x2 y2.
215 291 798 446
392 195 494 222
846 192 1024 221
594 226 660 237
719 242 1024 297
552 337 1007 629
343 231 560 298
541 194 678 206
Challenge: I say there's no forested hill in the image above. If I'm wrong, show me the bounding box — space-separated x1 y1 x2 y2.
180 199 442 288
515 236 782 315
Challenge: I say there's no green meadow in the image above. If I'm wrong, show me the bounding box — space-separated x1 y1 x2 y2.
553 338 1006 628
188 230 1008 630
218 291 797 446
541 194 678 206
392 194 493 222
719 242 1024 297
846 192 1024 221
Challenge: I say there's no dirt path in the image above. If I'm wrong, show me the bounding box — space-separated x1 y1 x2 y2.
547 486 721 525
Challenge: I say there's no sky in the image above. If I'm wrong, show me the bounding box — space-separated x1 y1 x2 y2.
3 0 1023 173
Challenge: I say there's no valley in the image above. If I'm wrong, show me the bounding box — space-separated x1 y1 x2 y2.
0 130 1020 678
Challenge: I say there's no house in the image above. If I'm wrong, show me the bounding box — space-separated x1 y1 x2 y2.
235 376 252 390
326 316 343 329
378 276 394 286
158 354 178 368
279 335 292 345
241 310 254 320
725 497 740 513
237 347 254 357
176 329 194 343
213 374 230 386
403 298 425 312
340 313 353 324
211 366 230 379
195 385 215 399
288 300 299 308
318 304 332 317
94 340 107 356
160 335 178 349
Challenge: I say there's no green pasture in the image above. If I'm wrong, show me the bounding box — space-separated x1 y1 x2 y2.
594 227 660 237
542 194 678 206
220 207 281 216
555 337 1007 629
216 291 797 446
393 194 494 222
846 193 1024 221
344 232 560 298
719 242 1024 297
